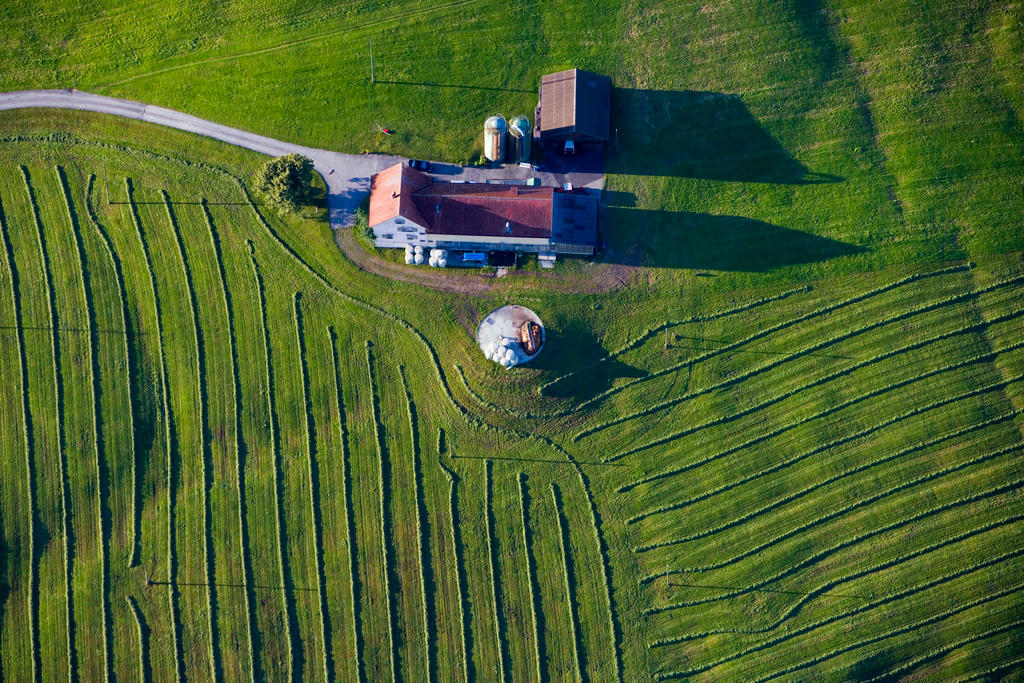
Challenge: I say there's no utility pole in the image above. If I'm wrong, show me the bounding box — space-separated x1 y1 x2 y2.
369 39 375 84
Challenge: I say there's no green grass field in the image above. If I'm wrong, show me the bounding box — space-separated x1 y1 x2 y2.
2 0 1024 680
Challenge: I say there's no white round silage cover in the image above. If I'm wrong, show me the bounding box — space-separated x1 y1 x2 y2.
476 305 545 368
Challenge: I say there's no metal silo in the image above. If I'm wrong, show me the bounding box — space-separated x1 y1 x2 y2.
509 115 531 163
484 115 508 162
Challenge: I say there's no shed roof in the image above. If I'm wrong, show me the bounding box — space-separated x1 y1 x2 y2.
538 68 611 142
550 190 599 246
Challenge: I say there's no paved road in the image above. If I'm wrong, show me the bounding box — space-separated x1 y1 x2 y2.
0 88 605 229
0 89 403 227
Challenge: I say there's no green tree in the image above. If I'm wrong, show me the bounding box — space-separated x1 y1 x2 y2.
254 153 315 213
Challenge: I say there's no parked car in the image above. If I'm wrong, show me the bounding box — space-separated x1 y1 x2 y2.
409 159 432 172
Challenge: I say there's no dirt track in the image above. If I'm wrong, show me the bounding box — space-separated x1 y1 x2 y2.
334 227 637 296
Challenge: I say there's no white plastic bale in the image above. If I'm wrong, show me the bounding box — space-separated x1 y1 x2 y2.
405 253 414 264
414 245 423 254
414 253 424 264
405 244 414 253
438 258 447 268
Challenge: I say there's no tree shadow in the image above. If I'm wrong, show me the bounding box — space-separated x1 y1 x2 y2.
610 88 842 184
530 322 647 400
602 206 864 270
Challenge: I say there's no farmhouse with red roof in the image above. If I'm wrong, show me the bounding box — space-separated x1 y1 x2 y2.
368 163 598 259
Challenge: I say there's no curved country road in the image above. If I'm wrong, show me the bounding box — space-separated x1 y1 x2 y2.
0 88 402 228
0 88 626 294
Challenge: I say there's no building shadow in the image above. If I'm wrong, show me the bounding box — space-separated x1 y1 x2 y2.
602 206 864 270
530 322 647 400
609 88 842 184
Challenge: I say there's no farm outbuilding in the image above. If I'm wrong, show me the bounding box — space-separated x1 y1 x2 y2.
535 68 611 146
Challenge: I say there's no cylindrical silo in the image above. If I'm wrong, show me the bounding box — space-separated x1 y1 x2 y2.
484 115 508 162
509 116 531 163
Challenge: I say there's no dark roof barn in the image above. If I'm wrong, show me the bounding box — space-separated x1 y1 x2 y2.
537 68 611 144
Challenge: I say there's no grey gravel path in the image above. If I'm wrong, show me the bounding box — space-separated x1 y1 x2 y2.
0 89 402 227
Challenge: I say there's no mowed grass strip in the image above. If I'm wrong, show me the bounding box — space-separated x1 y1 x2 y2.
327 325 365 682
436 455 472 683
246 245 299 679
363 340 399 681
0 175 38 682
83 173 139 573
123 177 186 680
55 165 113 683
173 194 257 682
158 190 221 681
291 292 332 681
19 165 75 682
198 200 257 683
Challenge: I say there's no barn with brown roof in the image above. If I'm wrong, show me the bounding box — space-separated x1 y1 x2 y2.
368 162 597 258
536 68 611 146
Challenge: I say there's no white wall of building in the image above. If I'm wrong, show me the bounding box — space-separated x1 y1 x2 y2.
372 216 429 248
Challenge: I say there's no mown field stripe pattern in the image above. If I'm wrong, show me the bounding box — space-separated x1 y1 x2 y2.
0 180 40 682
22 165 76 683
56 166 113 683
247 244 298 680
200 200 258 682
364 341 399 682
328 326 364 683
398 366 436 682
1 129 1021 682
160 191 221 680
84 174 141 570
292 293 332 681
125 178 185 681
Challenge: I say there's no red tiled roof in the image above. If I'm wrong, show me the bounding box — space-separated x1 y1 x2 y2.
369 163 553 239
368 163 432 228
412 184 553 239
